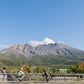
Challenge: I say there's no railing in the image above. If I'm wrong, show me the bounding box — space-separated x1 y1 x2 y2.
0 73 84 82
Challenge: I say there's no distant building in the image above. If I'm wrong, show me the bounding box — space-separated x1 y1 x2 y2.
56 69 67 73
0 69 3 81
0 69 7 81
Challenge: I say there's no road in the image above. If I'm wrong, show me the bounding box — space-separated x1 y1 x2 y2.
0 81 84 84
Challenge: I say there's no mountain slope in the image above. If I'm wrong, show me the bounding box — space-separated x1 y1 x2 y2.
0 43 84 58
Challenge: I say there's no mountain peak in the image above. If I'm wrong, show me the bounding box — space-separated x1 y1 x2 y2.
0 43 84 58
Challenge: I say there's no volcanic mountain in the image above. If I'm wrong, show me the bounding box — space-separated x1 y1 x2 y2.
0 43 84 58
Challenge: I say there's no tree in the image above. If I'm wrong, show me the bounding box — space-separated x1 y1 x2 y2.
67 63 84 73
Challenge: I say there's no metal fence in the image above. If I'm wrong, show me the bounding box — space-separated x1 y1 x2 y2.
0 73 84 82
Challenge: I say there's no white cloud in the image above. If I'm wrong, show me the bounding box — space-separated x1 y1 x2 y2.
0 44 10 50
29 38 55 46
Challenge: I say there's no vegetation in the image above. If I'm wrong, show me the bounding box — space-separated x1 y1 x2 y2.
67 63 84 73
0 54 84 73
0 55 84 67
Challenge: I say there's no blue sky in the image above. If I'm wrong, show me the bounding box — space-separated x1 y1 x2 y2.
0 0 84 50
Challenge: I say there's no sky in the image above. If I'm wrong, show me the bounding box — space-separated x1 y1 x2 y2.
0 0 84 50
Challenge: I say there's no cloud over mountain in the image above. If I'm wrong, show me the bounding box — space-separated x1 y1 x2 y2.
29 38 55 46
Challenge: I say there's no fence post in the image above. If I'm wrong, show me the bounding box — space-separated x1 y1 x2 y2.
78 76 80 81
64 74 66 81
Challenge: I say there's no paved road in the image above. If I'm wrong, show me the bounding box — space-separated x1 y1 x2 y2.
0 81 84 84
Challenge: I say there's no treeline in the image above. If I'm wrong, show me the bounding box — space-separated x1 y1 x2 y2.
1 55 84 74
0 55 84 68
29 55 84 65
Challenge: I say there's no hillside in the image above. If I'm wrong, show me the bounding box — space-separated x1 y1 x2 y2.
0 55 84 68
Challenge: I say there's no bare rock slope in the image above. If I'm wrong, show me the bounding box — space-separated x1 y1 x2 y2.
0 43 84 58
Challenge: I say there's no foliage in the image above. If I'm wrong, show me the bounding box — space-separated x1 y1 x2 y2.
20 64 32 73
67 63 84 73
33 67 43 73
0 54 84 70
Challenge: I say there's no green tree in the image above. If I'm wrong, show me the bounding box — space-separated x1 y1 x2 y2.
67 64 83 73
34 67 43 73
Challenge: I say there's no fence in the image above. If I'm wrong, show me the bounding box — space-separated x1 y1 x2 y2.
0 73 84 82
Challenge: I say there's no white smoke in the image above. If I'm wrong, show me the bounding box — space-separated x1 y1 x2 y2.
29 38 55 46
